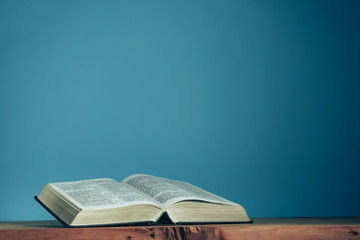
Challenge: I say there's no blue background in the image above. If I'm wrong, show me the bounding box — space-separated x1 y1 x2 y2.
1 0 359 220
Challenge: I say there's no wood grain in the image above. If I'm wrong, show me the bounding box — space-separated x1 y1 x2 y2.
0 218 359 240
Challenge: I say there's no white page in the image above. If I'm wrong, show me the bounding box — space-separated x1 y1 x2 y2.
50 178 159 210
122 174 238 209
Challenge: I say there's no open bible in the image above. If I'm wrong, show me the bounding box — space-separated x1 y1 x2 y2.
35 174 251 227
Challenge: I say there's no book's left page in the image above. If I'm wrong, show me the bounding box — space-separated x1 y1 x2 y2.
37 178 163 226
47 178 158 209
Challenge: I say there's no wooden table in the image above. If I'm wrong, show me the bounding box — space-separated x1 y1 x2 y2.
0 218 359 239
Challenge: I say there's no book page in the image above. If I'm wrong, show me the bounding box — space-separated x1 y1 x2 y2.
50 178 159 210
122 174 238 209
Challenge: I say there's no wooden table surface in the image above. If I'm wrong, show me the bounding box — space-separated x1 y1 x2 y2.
1 218 359 239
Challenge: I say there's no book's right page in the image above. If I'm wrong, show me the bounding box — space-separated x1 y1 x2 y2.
122 174 238 209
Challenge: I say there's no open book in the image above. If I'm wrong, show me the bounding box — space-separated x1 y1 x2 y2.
36 174 251 227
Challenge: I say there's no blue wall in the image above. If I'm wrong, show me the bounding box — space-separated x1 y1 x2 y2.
1 0 359 220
